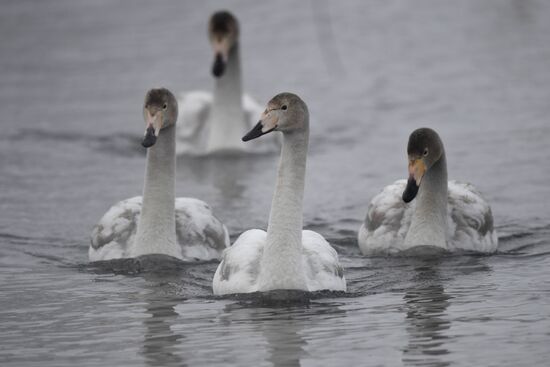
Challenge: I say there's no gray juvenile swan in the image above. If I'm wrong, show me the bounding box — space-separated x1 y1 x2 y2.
212 93 346 294
90 88 229 262
176 10 279 156
358 128 498 255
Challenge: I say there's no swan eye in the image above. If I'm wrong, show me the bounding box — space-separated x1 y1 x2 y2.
163 103 167 110
281 105 287 110
423 148 429 156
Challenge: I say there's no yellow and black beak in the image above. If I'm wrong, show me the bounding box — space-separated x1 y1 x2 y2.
242 109 278 142
402 157 426 203
142 109 163 148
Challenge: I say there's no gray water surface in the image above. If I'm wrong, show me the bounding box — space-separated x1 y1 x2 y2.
1 1 550 366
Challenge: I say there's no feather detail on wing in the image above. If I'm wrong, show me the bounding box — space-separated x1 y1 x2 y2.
89 196 229 262
301 230 346 292
212 229 265 295
447 181 498 252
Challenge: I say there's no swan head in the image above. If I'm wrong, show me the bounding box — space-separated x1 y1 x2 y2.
242 93 308 141
209 10 239 78
402 128 444 203
142 88 178 148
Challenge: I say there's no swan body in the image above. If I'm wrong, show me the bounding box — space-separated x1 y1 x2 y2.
213 93 346 295
213 229 345 295
176 11 279 156
90 88 229 262
358 180 498 255
358 128 498 255
90 197 229 262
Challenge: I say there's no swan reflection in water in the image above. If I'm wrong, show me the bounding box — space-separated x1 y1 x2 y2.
220 298 346 367
401 256 492 367
401 260 452 367
141 295 184 367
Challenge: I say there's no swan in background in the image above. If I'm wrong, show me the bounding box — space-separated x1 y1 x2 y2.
213 93 346 295
176 11 280 156
90 88 229 262
358 128 498 255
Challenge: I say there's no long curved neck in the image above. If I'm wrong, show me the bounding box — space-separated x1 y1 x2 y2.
258 129 309 291
132 124 179 259
404 153 448 249
207 44 246 152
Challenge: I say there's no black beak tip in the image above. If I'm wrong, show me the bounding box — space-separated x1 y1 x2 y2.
242 121 266 142
142 127 157 148
402 177 419 203
212 53 225 78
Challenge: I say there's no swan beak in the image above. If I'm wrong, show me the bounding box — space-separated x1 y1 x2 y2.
242 110 278 141
211 39 229 78
142 111 163 148
402 158 426 203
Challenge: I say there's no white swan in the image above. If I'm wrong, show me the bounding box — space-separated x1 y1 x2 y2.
176 11 280 156
90 88 229 262
358 128 498 255
212 93 346 295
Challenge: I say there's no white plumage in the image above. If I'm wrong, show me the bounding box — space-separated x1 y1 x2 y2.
90 197 229 262
175 11 280 156
358 179 498 255
213 229 346 295
212 93 346 295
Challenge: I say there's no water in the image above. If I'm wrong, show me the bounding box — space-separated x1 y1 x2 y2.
1 0 550 366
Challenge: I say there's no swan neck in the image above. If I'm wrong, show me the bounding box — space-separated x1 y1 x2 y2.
258 128 309 291
405 152 448 248
267 131 308 240
208 44 246 152
133 124 178 258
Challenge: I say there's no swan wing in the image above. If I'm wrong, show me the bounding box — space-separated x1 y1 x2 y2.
447 181 498 252
212 229 265 295
175 198 229 261
358 179 413 255
302 230 347 291
176 91 212 155
89 196 142 261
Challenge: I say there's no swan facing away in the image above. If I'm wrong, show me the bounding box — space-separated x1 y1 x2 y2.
358 128 498 255
90 88 229 262
212 93 346 295
176 11 280 156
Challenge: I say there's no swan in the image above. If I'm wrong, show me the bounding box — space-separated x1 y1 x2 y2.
90 88 229 262
358 128 498 255
176 11 280 156
212 93 347 295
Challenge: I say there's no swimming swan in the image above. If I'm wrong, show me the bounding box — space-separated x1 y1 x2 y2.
358 128 498 255
176 11 279 156
212 93 346 294
90 88 229 262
